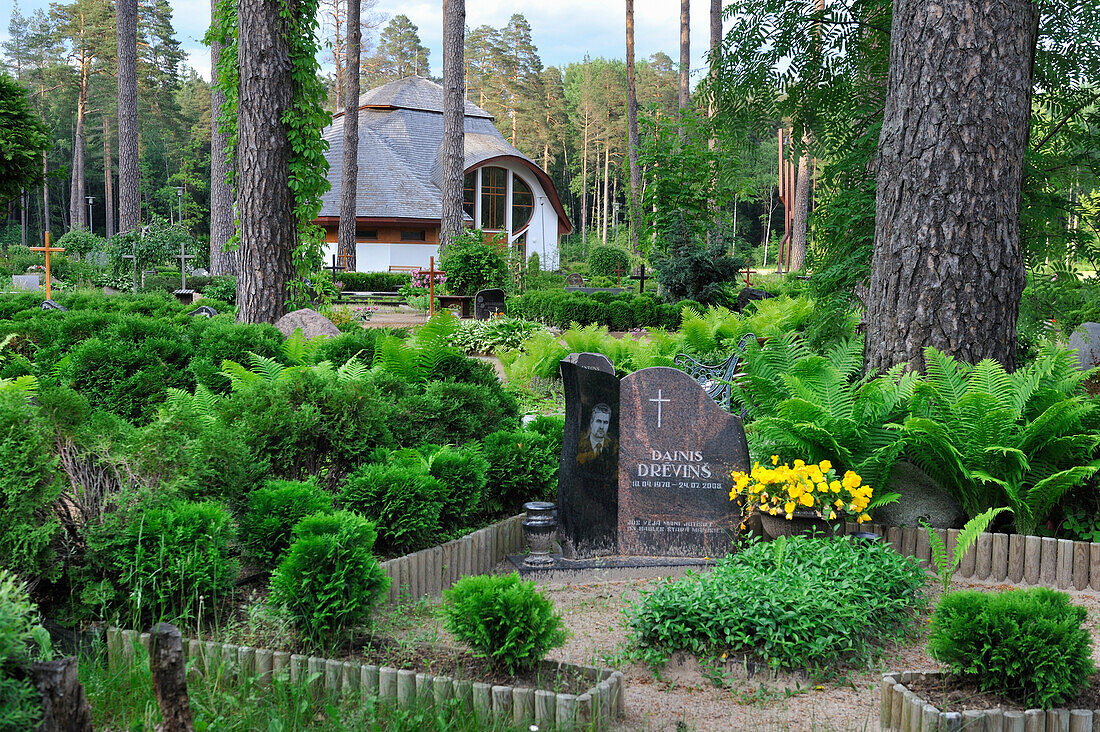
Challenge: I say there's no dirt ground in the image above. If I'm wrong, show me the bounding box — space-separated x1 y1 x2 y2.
382 573 1100 732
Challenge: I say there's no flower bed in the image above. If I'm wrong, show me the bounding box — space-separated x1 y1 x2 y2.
105 628 624 730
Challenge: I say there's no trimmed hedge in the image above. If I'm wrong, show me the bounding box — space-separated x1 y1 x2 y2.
506 289 698 330
335 271 409 292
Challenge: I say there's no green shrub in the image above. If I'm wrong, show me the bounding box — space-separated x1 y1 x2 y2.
524 415 565 457
340 463 444 555
653 241 743 305
0 570 43 731
438 229 508 295
86 498 238 625
505 289 686 331
427 445 489 529
929 588 1094 708
481 429 558 514
56 227 107 259
187 318 283 393
314 330 379 367
627 536 927 673
202 275 236 304
270 511 389 646
441 573 566 674
335 271 408 291
587 245 630 278
396 380 519 446
240 479 334 569
0 390 60 580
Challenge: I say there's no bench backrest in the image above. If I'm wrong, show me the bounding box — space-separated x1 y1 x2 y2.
673 332 755 417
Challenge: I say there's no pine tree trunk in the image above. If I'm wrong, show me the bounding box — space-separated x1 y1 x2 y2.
710 0 721 55
116 0 140 233
338 0 363 268
42 151 50 240
439 0 465 253
625 0 642 254
865 0 1038 374
580 111 589 255
209 0 235 276
69 66 87 229
236 0 295 324
102 115 115 238
789 147 810 270
601 142 610 243
679 0 690 112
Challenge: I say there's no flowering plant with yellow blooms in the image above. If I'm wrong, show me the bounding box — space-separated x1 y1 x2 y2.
730 456 873 524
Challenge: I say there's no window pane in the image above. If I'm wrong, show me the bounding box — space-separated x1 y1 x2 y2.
463 171 476 219
512 176 533 230
481 167 506 230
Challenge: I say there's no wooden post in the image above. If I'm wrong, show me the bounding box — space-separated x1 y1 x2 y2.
30 657 93 731
424 256 446 317
30 233 65 301
150 622 195 732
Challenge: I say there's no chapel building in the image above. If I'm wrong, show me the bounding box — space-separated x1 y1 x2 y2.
315 75 572 273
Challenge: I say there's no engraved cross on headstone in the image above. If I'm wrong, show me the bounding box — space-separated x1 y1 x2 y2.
649 388 670 428
176 242 195 291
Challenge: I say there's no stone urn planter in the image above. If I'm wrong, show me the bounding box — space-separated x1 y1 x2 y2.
757 509 844 541
522 502 557 567
881 671 1099 732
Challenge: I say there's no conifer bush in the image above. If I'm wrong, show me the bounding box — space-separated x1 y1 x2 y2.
0 570 43 731
340 463 444 554
240 478 334 569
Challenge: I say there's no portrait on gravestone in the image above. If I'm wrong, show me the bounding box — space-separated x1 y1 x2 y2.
577 403 617 469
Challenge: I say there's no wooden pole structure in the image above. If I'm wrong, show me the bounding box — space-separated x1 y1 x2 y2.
30 234 65 300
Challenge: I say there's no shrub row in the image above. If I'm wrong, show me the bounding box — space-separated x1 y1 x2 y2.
506 289 701 330
335 271 409 292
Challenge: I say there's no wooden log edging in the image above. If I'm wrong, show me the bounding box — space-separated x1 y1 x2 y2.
105 627 624 730
379 514 525 604
880 671 1096 732
844 522 1100 591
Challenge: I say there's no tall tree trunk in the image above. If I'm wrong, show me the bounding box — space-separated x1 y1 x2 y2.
601 142 610 243
69 66 87 229
20 190 27 247
338 0 363 268
42 151 50 241
236 0 295 324
625 0 641 254
710 0 721 56
116 0 140 233
440 0 465 253
679 0 690 112
209 1 235 276
789 149 810 270
580 110 589 254
865 0 1038 374
102 115 115 238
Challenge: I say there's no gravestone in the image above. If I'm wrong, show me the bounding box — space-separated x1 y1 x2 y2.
617 367 749 557
558 353 620 558
273 308 341 339
191 268 210 277
12 274 40 291
736 287 775 313
565 273 585 287
1069 323 1100 370
187 305 219 317
474 288 506 320
41 299 68 311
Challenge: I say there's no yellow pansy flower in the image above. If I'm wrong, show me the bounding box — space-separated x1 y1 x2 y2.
771 454 779 465
799 492 815 507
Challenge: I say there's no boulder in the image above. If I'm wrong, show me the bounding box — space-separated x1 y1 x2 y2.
1068 323 1100 370
273 308 341 339
875 461 967 529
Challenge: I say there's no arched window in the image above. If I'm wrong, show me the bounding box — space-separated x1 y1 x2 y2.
481 166 506 230
512 175 533 230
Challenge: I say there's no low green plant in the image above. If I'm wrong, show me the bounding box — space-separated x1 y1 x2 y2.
0 570 44 731
269 511 389 647
627 536 927 674
924 507 1011 593
426 445 489 529
340 463 444 555
928 587 1094 708
441 573 567 674
438 228 508 295
239 478 334 569
481 429 559 514
202 275 236 304
395 380 520 446
587 244 631 278
452 317 546 354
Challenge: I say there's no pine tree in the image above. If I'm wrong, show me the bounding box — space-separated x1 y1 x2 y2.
116 0 139 233
440 0 465 253
338 0 361 270
464 24 500 110
365 14 429 84
497 14 541 148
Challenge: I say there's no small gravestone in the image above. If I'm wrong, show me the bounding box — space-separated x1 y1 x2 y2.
474 288 506 320
558 353 620 558
41 299 68 311
1069 323 1100 370
736 287 775 313
187 305 219 317
190 268 210 277
12 274 40 291
565 273 585 287
273 308 341 339
617 367 749 557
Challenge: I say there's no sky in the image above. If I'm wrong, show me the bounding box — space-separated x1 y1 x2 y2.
1 0 721 82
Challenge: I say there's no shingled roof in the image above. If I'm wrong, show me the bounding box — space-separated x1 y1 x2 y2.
317 76 571 233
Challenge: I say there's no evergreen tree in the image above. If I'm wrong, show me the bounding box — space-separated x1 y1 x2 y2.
364 14 429 84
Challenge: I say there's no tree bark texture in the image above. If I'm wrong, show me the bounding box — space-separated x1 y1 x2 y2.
103 115 115 238
116 0 140 234
209 1 235 276
679 0 690 112
30 657 93 732
236 0 295 324
439 0 465 252
150 623 194 732
866 0 1038 374
625 0 642 254
338 0 363 268
69 69 87 229
789 146 811 271
710 0 721 58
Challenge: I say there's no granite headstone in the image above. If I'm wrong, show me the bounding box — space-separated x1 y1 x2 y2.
1069 323 1100 370
187 305 219 318
558 352 620 558
12 274 40 292
474 288 506 320
617 367 749 557
40 299 68 311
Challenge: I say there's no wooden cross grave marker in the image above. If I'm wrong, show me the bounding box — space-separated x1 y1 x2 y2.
176 242 195 291
121 252 139 293
629 263 648 294
425 256 445 317
323 254 344 285
612 262 625 287
30 233 65 300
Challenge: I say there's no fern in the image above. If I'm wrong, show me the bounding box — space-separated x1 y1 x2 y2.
281 327 325 366
922 507 1011 593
